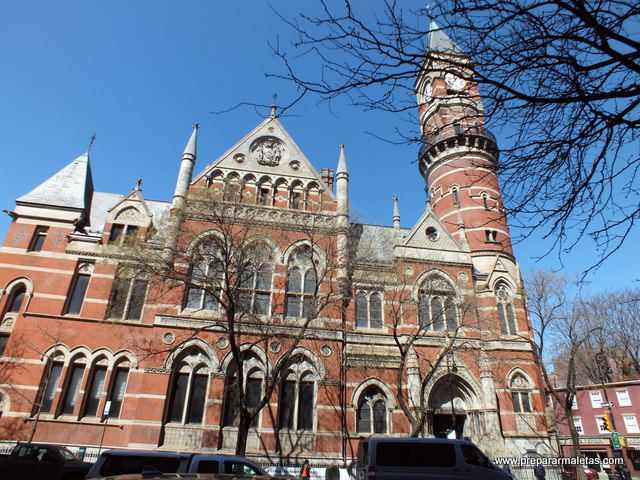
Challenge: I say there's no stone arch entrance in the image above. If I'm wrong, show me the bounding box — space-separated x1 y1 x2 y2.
427 373 475 439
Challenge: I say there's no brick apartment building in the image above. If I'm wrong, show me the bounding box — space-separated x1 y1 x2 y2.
0 25 552 462
552 381 640 477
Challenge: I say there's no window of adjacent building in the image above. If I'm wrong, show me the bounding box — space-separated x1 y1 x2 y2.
29 226 48 252
108 278 148 321
571 396 578 410
590 391 603 408
623 415 640 434
166 349 210 425
238 249 273 316
355 292 383 329
106 366 129 418
573 418 583 434
65 272 90 315
496 282 517 335
357 386 387 434
596 416 609 434
418 276 457 332
60 358 86 415
616 389 632 407
510 374 532 413
286 248 317 319
108 224 139 246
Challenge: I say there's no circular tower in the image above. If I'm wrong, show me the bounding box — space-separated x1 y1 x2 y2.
416 23 512 256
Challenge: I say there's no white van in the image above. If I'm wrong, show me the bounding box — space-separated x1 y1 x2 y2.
356 437 511 480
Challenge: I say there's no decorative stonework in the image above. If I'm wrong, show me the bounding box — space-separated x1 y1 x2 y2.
320 345 333 357
78 262 94 274
233 153 245 164
115 207 143 225
269 340 282 353
250 136 286 166
457 272 468 282
289 160 301 171
143 367 170 374
162 332 176 345
216 337 229 349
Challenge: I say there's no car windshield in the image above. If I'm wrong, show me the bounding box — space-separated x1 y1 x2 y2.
56 447 79 461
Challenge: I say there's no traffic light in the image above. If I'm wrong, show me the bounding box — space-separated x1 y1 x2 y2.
620 436 627 447
602 414 613 432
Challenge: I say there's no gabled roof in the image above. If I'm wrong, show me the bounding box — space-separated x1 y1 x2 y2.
193 116 336 199
17 152 94 211
402 209 465 252
427 20 464 56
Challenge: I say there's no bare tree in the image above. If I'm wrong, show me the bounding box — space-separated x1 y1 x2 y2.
526 271 600 475
118 193 345 456
270 0 639 270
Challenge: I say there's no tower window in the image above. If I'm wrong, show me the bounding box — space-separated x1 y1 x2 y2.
451 188 460 204
454 122 463 135
29 226 48 252
485 230 498 242
482 193 490 210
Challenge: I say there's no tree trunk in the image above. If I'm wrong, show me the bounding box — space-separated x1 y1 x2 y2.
235 409 251 456
566 411 586 480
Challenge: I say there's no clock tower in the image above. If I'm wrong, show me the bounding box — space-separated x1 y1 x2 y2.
416 21 512 257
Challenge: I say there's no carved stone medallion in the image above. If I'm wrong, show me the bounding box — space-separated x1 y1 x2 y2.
250 136 286 166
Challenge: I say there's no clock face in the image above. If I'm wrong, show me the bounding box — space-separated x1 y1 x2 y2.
445 73 466 91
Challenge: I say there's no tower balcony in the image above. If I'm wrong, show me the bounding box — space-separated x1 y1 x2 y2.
418 127 498 177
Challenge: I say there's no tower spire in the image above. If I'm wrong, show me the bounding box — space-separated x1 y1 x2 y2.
393 194 401 232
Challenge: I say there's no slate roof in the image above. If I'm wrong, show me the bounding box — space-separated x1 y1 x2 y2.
17 152 94 211
353 223 409 265
427 20 463 55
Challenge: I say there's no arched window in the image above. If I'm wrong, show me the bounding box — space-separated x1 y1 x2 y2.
82 357 109 418
451 186 460 204
510 374 532 413
224 176 241 203
80 357 130 419
481 193 490 210
356 292 383 329
108 277 148 321
278 355 316 431
186 241 224 311
59 355 87 416
222 365 263 428
36 354 65 415
238 245 273 316
5 284 26 314
496 282 517 335
166 348 210 425
286 247 317 318
418 276 457 331
357 386 388 434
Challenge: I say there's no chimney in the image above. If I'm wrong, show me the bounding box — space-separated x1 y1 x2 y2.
321 168 335 191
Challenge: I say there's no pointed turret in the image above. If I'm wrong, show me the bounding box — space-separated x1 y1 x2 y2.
393 195 401 233
171 124 199 213
335 143 349 217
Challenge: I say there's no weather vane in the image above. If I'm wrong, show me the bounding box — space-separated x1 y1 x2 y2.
88 133 97 152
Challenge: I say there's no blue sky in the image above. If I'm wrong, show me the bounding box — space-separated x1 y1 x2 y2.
1 1 637 292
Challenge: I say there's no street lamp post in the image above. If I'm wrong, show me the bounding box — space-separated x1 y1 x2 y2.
447 352 458 439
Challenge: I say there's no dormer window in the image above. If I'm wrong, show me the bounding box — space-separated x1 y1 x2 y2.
109 224 138 246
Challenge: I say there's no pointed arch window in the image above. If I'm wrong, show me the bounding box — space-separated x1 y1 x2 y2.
222 366 263 428
496 282 517 335
278 355 316 431
36 358 64 414
418 276 457 331
238 246 273 316
186 242 224 311
357 386 388 434
286 247 317 319
510 374 532 413
5 284 26 315
82 358 108 418
356 291 383 329
166 349 210 425
59 355 87 415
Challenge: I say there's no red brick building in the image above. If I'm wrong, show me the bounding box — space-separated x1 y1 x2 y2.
0 25 551 462
552 381 640 476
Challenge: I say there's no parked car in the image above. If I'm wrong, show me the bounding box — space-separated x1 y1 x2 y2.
0 442 92 480
85 450 269 479
356 437 512 480
89 475 276 480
